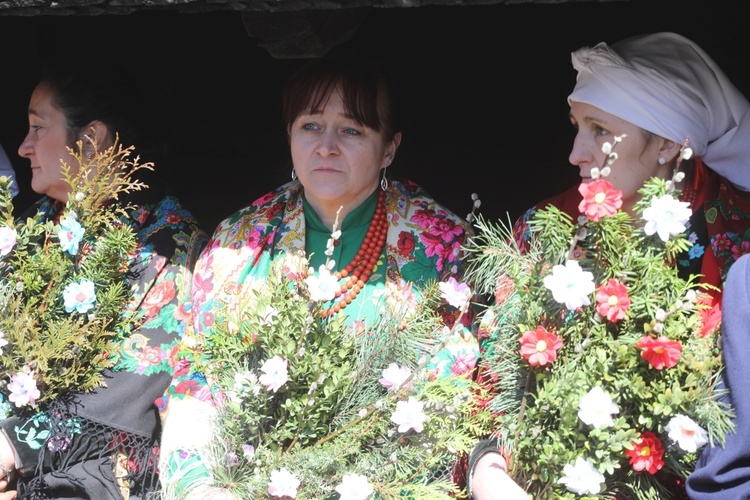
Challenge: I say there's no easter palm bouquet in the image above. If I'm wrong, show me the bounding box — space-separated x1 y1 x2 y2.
195 243 494 499
0 137 150 419
464 138 732 499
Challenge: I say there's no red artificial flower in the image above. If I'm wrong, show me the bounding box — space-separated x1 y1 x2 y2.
698 293 722 337
595 279 631 322
626 431 665 474
635 335 682 370
577 179 623 222
519 326 563 367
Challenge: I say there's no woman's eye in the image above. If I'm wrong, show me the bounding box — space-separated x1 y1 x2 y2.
594 125 610 137
302 123 318 131
343 128 360 136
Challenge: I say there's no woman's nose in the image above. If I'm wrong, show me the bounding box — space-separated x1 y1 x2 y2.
315 130 339 156
18 133 33 159
568 132 592 167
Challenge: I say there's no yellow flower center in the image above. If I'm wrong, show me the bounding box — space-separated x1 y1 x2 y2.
641 445 651 457
594 192 607 204
535 340 548 352
608 295 619 307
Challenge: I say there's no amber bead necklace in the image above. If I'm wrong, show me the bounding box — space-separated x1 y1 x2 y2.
320 189 388 318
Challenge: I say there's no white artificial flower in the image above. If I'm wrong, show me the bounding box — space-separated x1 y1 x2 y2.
335 473 374 500
0 226 17 257
267 468 300 498
258 356 288 393
305 265 339 302
665 414 708 453
642 194 692 242
578 386 619 429
558 457 604 495
543 260 595 310
391 396 428 433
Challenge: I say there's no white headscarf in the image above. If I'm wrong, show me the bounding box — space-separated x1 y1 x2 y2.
569 32 750 191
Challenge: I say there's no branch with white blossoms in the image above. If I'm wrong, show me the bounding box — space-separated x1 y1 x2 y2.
187 248 493 500
463 136 731 499
0 135 149 416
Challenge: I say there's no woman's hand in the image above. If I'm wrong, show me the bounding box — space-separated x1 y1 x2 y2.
471 452 529 500
0 483 16 499
0 475 15 499
0 434 14 497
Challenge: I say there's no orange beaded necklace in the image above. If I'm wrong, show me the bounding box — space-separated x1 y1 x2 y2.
320 189 388 318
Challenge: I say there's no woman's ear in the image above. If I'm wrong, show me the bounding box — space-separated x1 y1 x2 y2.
78 120 111 156
658 138 682 164
386 132 402 161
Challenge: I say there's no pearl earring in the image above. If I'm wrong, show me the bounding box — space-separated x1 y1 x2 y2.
658 157 666 165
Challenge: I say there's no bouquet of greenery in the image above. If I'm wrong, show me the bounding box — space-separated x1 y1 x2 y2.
196 240 494 499
0 137 150 419
463 138 733 499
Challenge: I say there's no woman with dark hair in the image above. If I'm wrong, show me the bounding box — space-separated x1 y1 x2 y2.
158 50 481 498
0 63 207 499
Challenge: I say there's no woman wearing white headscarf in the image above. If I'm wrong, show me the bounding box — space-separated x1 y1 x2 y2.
468 32 750 499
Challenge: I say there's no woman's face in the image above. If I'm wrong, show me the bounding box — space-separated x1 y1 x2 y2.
18 83 78 203
568 101 673 215
289 88 398 222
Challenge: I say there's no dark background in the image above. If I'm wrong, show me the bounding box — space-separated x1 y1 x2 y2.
1 1 748 232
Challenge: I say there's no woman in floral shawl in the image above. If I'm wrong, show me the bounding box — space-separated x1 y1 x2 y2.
0 64 207 499
159 50 480 498
469 32 750 499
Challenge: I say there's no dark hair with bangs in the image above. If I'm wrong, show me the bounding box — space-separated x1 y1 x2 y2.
282 50 401 142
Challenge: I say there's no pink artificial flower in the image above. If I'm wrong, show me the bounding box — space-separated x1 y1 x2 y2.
519 326 563 367
242 444 255 463
379 363 412 392
438 276 472 311
8 371 41 408
635 335 682 370
626 431 665 474
595 279 631 322
578 179 623 222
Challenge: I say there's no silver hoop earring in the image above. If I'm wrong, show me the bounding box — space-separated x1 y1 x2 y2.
291 169 297 181
380 167 389 191
658 157 666 165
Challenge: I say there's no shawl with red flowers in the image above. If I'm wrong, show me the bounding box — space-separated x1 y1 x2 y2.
158 178 480 498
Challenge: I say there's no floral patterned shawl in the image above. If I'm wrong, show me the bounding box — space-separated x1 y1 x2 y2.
158 178 480 498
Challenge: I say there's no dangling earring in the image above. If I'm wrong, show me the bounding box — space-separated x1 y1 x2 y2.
658 157 666 165
291 169 297 181
381 157 392 191
380 166 389 191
